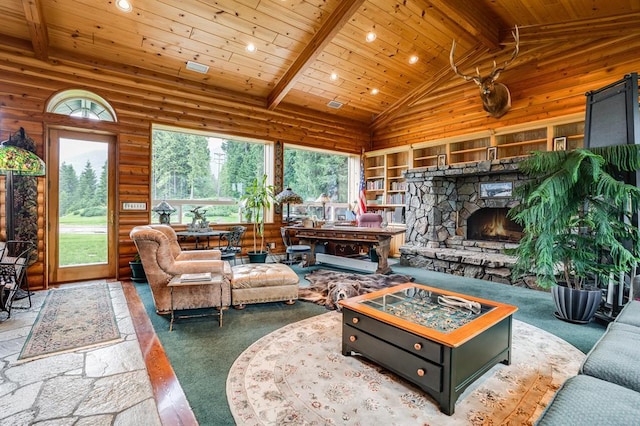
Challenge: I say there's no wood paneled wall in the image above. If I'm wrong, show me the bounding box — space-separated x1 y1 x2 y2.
1 33 639 288
0 47 368 289
371 36 640 149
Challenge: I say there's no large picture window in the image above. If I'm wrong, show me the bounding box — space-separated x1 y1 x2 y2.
151 127 270 224
283 146 356 221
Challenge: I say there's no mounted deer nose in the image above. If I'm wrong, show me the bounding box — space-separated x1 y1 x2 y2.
450 26 520 119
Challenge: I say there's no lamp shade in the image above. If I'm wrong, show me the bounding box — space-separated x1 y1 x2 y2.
275 187 303 204
0 144 46 176
315 193 331 204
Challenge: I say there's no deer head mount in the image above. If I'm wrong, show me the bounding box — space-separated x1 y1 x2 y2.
450 26 520 118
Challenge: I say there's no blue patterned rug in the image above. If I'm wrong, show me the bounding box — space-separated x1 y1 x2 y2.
18 283 121 361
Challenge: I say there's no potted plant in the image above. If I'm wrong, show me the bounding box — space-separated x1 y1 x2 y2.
240 174 275 263
129 252 147 283
508 145 640 323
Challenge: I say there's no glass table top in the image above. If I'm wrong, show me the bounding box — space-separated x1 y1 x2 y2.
358 285 496 333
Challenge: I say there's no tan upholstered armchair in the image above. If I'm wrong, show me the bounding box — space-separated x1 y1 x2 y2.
129 225 232 315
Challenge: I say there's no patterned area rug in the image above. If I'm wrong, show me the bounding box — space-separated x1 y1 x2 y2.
18 283 121 361
227 312 584 425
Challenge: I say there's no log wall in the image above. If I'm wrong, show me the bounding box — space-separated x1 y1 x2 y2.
1 33 639 288
0 47 368 289
371 36 640 149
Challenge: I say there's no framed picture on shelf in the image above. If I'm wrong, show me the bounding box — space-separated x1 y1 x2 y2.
437 154 447 166
553 136 567 151
487 147 497 161
480 181 513 198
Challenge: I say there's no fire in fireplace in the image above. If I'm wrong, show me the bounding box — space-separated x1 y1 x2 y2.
467 208 523 243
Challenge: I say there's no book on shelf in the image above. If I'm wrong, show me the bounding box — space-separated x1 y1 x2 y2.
179 272 212 282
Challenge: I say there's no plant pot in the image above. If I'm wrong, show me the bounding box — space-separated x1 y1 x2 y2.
247 251 268 263
552 285 602 324
129 261 147 283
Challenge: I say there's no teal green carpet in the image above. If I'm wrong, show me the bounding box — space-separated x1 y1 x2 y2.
135 263 607 426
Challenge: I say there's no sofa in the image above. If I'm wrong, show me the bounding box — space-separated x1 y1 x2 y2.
536 300 640 425
130 225 232 314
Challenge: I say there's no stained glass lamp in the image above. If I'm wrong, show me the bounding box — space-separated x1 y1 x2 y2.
0 144 46 241
275 188 303 222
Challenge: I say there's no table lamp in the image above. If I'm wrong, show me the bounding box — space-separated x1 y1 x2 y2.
0 140 46 241
275 187 303 222
316 193 331 220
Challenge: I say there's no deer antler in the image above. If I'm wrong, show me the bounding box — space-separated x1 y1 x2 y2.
449 40 476 82
488 26 520 80
449 26 520 82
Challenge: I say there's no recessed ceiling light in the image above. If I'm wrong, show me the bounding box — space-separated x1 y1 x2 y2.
366 32 377 43
330 72 338 81
116 0 132 12
370 88 379 95
409 55 419 64
245 43 257 53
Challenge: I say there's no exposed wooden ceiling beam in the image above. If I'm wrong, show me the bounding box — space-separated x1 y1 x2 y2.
266 0 366 111
21 0 49 61
427 0 501 50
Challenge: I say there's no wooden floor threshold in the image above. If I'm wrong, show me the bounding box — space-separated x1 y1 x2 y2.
122 280 198 426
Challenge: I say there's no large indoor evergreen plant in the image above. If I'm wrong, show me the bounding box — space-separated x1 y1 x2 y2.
240 174 275 263
509 145 640 323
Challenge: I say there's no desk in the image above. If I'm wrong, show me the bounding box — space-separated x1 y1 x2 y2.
287 226 406 274
176 230 229 250
168 273 225 331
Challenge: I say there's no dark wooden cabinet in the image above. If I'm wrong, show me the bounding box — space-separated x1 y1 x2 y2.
340 283 517 415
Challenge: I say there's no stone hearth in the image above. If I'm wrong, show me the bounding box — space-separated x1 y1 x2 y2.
400 157 529 286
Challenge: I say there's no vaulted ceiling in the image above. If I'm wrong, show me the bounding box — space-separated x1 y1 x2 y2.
2 0 640 127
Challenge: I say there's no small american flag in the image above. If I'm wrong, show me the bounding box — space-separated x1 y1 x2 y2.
357 156 367 216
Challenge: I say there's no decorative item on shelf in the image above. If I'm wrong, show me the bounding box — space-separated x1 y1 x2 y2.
152 200 176 224
0 129 46 241
437 154 447 167
487 147 497 161
553 136 567 151
275 187 303 222
315 193 331 220
187 206 210 232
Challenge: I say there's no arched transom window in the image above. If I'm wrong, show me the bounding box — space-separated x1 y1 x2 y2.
47 90 116 122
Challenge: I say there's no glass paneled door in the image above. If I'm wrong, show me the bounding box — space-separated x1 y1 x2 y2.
48 129 116 283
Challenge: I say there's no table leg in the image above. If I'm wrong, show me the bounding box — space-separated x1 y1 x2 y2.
170 287 175 332
375 236 392 274
301 239 317 267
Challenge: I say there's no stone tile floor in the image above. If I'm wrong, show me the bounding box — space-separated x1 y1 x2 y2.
0 282 162 426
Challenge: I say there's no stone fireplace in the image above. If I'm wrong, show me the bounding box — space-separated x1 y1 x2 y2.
400 157 529 285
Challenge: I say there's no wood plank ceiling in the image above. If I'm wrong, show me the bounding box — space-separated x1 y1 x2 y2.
2 0 640 127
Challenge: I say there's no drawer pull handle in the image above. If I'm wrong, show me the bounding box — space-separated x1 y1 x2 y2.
417 369 425 377
352 317 359 324
414 343 422 350
349 335 357 342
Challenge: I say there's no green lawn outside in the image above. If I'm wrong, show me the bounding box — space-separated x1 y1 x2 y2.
58 213 240 265
59 233 108 265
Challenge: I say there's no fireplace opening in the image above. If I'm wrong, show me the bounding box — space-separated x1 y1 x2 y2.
467 208 523 243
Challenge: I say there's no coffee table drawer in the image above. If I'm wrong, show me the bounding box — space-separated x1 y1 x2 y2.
343 308 442 363
343 324 443 392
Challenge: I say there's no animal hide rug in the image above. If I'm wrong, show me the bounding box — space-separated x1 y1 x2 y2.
300 269 414 311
